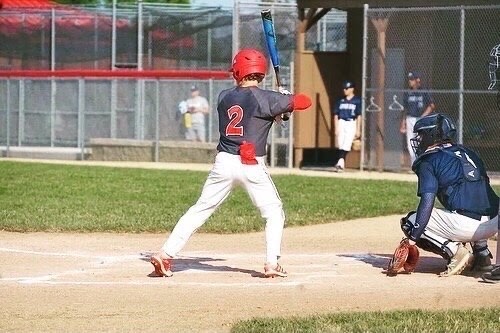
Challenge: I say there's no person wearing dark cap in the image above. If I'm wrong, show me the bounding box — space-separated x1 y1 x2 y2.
185 85 210 142
331 80 362 172
400 71 435 164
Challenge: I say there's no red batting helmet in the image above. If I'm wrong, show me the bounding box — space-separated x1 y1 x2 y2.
230 49 267 82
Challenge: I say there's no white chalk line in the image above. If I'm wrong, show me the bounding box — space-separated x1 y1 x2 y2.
0 247 141 262
0 247 386 287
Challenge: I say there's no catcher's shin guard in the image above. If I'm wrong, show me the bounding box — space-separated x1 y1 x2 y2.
400 212 457 260
416 231 457 261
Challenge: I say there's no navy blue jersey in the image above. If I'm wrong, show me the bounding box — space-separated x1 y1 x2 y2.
216 86 293 156
333 95 362 120
403 89 433 117
414 144 499 217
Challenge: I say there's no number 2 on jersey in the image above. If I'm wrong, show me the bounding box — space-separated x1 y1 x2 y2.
226 105 244 136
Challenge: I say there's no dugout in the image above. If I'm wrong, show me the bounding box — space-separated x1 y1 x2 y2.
293 0 499 169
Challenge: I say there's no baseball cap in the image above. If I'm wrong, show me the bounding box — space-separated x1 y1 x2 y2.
190 85 199 91
407 71 421 80
342 80 355 89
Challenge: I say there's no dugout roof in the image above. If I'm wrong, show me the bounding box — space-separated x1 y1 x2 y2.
297 0 498 9
296 0 499 33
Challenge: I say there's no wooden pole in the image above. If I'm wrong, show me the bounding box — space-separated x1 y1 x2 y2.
371 18 388 172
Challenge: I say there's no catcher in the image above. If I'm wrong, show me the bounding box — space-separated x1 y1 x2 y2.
389 113 499 277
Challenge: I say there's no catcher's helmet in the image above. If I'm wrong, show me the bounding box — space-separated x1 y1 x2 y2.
410 113 456 157
230 49 267 82
488 43 500 90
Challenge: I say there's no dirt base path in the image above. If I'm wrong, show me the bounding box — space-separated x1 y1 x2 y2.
0 215 498 333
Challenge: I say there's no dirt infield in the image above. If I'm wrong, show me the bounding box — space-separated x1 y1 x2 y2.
1 159 499 332
0 215 498 333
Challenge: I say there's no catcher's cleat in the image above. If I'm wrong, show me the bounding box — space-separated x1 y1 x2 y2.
470 254 493 272
440 245 472 277
264 263 288 278
481 265 500 284
150 253 173 277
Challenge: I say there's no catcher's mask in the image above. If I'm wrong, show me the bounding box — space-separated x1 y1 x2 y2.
410 113 456 157
488 43 500 90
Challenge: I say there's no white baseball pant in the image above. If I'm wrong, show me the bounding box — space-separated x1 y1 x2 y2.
408 208 498 255
162 152 285 265
405 116 419 164
337 119 357 151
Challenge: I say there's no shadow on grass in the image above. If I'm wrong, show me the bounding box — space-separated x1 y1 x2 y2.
139 251 264 278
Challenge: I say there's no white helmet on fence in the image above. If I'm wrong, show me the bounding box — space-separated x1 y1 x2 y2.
488 43 500 90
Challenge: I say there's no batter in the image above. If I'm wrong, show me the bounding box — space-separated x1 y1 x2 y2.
150 48 312 278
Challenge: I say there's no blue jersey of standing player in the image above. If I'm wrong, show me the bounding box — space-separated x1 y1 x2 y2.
403 89 433 118
333 96 362 121
413 144 499 219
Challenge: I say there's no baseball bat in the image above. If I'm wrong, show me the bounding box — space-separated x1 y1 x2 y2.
261 9 291 121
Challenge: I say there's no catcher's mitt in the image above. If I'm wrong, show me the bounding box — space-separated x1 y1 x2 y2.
386 238 420 276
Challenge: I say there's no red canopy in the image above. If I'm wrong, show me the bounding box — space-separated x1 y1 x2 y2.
0 1 189 42
0 0 195 63
0 0 56 8
0 0 132 37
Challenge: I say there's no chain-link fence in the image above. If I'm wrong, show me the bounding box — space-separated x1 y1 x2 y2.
5 2 496 171
0 1 345 167
0 77 234 145
363 5 500 172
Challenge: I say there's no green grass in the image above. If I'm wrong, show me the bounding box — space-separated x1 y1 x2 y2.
0 161 498 233
2 162 499 330
231 308 500 333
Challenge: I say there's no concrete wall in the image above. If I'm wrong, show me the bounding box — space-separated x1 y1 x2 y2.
88 139 217 164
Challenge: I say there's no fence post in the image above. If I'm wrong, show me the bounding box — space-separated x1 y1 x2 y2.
371 17 388 172
111 0 117 70
208 78 214 143
51 9 55 71
110 80 117 138
287 61 295 169
78 79 85 160
18 80 24 146
232 0 239 58
50 79 56 147
137 0 144 71
458 7 465 144
50 9 56 147
154 80 160 162
6 79 10 157
360 4 369 172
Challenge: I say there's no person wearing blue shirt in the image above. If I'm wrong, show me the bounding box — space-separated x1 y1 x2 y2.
400 71 435 165
400 113 499 278
332 80 362 172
